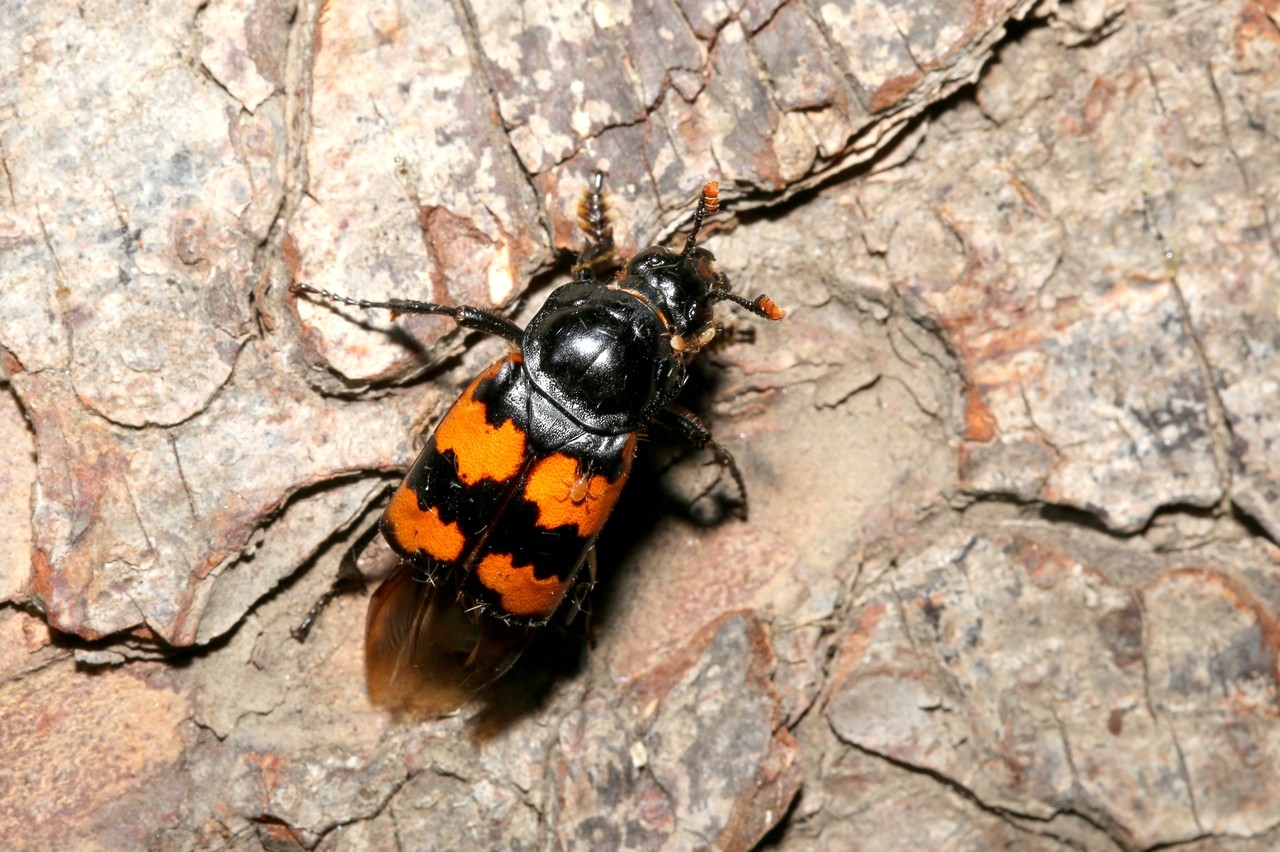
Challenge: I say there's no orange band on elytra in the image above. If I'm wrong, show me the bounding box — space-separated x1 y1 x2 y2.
434 364 527 485
382 484 465 562
475 553 566 619
522 454 625 536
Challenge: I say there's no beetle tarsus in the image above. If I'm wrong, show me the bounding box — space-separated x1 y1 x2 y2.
294 282 524 344
656 402 750 520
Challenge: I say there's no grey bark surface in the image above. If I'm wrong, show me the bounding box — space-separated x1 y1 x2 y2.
2 0 1279 848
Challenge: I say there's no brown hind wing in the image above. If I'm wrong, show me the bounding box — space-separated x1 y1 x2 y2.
365 559 531 716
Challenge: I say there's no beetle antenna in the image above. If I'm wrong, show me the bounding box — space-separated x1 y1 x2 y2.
710 289 787 321
706 269 787 320
681 181 720 257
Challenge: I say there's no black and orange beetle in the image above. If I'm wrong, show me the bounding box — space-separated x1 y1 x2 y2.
296 173 784 711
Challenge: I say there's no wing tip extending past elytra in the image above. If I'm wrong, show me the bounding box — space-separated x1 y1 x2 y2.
364 559 531 718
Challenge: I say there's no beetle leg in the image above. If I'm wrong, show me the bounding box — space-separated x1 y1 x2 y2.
655 403 750 520
708 321 757 349
294 283 525 345
572 169 617 283
291 516 382 641
562 547 598 626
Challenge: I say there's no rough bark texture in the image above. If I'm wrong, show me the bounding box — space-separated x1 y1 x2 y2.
2 0 1279 848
